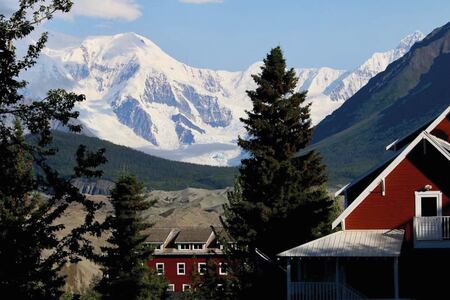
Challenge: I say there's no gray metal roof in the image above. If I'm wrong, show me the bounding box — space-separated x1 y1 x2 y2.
277 230 404 258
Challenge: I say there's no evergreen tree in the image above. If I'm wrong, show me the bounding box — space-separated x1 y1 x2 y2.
0 1 106 299
98 174 166 300
191 259 234 300
222 47 335 298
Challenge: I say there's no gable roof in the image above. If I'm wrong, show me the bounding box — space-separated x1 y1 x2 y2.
332 131 450 229
336 105 450 199
277 229 404 258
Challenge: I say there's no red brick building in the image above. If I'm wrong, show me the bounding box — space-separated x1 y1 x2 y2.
279 105 450 299
146 227 228 293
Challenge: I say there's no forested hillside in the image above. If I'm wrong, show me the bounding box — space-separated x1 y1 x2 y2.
30 131 237 190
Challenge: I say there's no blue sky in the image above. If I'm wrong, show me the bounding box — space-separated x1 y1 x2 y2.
3 0 450 71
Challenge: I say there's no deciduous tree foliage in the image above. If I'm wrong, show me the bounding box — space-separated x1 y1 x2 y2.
0 1 106 299
222 47 335 298
98 174 166 300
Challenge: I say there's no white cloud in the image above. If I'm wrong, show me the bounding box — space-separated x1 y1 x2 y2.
71 0 141 21
1 0 141 21
179 0 223 4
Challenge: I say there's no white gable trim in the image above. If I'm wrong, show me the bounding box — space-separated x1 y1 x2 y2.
334 156 394 197
334 183 350 197
332 132 450 229
385 105 450 151
426 132 450 160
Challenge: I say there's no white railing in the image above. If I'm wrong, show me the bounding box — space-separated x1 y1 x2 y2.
289 282 367 300
414 216 450 241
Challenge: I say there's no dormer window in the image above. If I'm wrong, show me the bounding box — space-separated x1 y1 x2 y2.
192 243 203 250
178 244 190 250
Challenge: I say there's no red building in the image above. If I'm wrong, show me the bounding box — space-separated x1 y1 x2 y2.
146 227 228 293
279 105 450 300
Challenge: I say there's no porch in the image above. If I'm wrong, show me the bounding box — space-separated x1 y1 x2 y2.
414 216 450 248
278 230 405 300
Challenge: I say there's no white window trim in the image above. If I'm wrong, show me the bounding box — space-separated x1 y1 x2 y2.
177 243 190 250
198 262 206 275
415 191 442 217
167 284 175 292
156 263 164 275
177 262 186 275
219 262 227 275
182 284 191 292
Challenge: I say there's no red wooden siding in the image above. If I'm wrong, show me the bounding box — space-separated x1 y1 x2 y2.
148 256 225 292
345 143 450 242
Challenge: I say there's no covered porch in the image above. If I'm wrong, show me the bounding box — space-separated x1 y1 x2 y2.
278 230 406 300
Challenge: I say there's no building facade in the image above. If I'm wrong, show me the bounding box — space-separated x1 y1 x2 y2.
278 105 450 300
146 227 228 293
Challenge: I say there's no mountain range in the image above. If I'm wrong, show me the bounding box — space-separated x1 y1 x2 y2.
20 31 424 166
311 21 450 185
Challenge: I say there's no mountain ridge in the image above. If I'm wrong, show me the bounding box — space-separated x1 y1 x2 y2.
20 30 424 166
310 22 450 185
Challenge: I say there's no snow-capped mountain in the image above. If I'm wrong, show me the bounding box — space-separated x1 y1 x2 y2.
20 31 424 166
324 31 425 102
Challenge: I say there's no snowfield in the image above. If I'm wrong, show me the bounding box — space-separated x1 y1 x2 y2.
21 31 424 166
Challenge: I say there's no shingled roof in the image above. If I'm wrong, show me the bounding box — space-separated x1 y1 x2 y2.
174 227 213 243
144 228 174 243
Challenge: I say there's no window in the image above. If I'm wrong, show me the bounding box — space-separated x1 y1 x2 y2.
182 284 191 292
177 263 186 275
192 243 203 250
178 244 190 250
156 263 164 275
154 243 162 250
198 262 207 275
167 284 175 292
219 262 227 275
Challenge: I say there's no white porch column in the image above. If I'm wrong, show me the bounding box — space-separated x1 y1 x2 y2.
336 257 340 299
394 257 399 299
287 258 291 300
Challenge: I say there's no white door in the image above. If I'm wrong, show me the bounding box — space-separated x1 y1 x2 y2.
415 191 443 240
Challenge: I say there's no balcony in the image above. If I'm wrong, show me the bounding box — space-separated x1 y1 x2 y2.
414 216 450 248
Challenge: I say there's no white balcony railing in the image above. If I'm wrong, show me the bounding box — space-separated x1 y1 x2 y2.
414 216 450 241
288 282 367 300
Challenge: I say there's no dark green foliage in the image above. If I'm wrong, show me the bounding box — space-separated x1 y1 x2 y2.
0 1 105 299
312 22 450 186
35 131 237 190
191 260 234 300
98 174 167 300
222 47 335 298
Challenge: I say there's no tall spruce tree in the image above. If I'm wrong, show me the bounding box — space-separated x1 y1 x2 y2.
0 1 106 299
98 174 166 300
222 47 335 298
